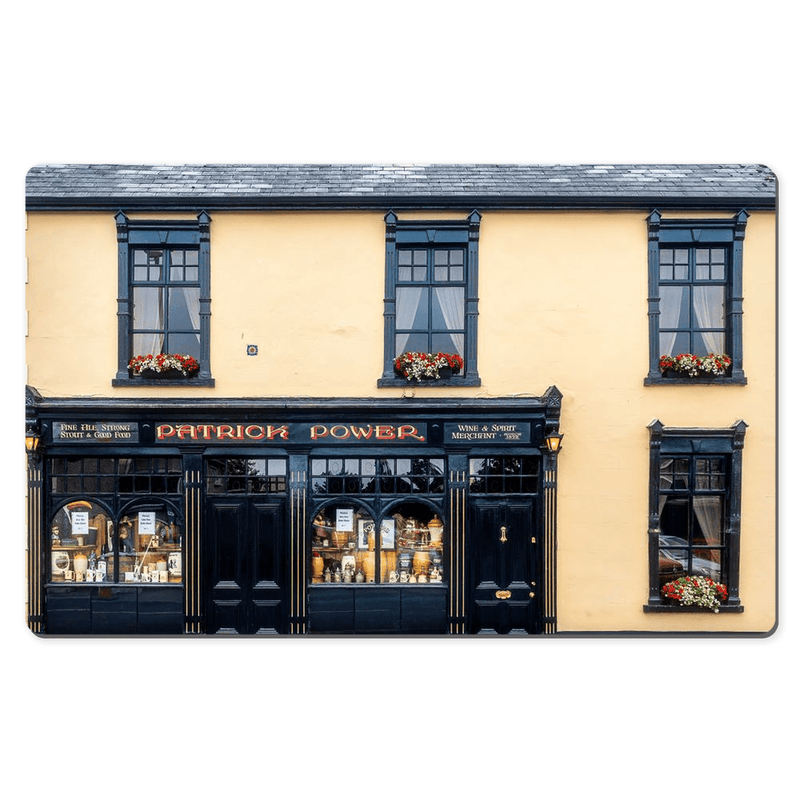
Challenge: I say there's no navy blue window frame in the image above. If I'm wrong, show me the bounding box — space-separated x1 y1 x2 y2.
379 210 481 386
645 210 748 385
644 420 746 613
113 211 214 386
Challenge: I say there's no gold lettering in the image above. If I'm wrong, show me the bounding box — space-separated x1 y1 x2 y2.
157 424 175 440
375 425 395 440
310 425 327 440
398 424 425 441
176 425 197 439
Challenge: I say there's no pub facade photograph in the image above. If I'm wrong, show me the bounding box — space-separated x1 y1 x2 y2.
24 163 778 636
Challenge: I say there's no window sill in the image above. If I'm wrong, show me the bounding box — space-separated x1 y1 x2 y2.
643 603 744 613
112 377 215 387
643 375 747 386
377 376 481 388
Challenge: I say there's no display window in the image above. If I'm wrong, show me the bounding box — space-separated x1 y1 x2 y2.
50 499 113 584
49 499 182 585
308 457 447 587
380 501 445 585
310 500 445 586
47 456 184 586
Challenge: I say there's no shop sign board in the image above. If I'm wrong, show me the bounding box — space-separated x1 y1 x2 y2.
51 420 532 445
444 422 530 443
53 421 139 442
155 422 429 444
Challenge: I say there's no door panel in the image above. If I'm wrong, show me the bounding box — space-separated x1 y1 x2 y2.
206 498 287 634
469 499 539 634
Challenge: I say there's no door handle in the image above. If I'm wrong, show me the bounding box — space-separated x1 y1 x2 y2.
495 590 511 600
499 525 508 543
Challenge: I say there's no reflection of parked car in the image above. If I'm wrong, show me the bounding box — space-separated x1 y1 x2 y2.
659 535 721 580
659 547 685 580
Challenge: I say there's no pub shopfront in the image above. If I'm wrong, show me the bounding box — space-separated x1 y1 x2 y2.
26 387 564 636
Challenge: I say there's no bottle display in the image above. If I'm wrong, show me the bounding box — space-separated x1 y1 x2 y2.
49 501 182 584
309 503 444 585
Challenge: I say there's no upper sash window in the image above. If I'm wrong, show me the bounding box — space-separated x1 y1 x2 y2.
113 211 213 386
645 210 748 385
379 210 482 386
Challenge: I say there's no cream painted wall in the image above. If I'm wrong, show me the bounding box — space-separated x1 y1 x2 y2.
25 207 777 633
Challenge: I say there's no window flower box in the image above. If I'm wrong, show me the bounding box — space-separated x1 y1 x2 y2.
662 576 729 612
393 352 464 382
128 354 200 379
659 353 731 378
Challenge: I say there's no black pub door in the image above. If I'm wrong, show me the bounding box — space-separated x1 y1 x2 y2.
205 498 288 634
468 499 540 634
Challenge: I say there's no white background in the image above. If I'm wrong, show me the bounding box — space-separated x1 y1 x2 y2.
3 2 794 797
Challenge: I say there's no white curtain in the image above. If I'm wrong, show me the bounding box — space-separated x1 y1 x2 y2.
692 497 722 549
658 458 673 517
659 287 684 355
692 287 725 354
132 288 164 355
434 287 465 356
395 287 425 353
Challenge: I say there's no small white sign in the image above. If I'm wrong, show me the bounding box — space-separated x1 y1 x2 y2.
138 512 157 535
71 511 89 534
336 508 354 532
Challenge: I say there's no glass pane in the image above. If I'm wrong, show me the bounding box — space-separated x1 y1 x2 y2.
692 286 725 329
432 287 464 330
168 286 200 331
170 266 185 281
248 459 267 476
268 460 287 477
167 333 201 359
185 266 199 281
132 287 164 330
172 251 184 266
434 250 448 265
659 331 690 357
450 266 464 281
380 502 444 585
398 250 413 265
413 267 427 282
659 497 689 542
398 267 412 282
432 332 464 356
450 249 463 264
692 496 723 546
691 548 722 581
121 507 182 585
133 333 165 357
50 501 116 584
396 333 428 355
659 540 688 587
434 266 448 282
396 287 428 330
310 506 376 584
413 250 426 265
660 286 690 329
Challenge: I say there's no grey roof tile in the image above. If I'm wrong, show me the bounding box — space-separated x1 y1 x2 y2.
25 164 777 207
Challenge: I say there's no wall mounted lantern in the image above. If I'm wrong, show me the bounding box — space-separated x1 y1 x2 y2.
545 431 564 454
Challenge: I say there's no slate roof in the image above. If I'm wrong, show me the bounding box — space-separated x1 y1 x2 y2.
25 164 777 210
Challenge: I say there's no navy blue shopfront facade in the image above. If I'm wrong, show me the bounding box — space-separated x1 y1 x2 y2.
26 388 563 636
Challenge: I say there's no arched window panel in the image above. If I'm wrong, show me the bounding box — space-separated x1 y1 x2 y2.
49 499 114 584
